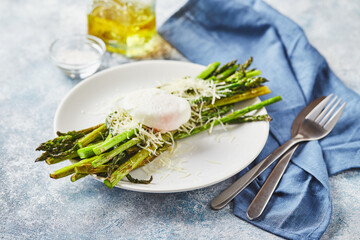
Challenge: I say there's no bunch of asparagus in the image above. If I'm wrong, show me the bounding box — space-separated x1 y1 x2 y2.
35 58 282 188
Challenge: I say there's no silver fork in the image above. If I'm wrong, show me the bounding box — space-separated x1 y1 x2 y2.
211 94 346 210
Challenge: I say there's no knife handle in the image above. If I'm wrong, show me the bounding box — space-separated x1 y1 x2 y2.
210 137 302 210
246 145 298 220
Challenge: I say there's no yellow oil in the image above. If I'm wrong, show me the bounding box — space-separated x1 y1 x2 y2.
88 0 156 56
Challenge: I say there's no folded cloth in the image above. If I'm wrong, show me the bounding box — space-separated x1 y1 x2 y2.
159 0 360 239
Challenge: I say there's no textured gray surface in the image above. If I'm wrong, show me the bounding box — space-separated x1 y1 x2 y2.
0 0 359 239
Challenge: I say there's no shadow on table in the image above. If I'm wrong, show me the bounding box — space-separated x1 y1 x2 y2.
77 175 237 225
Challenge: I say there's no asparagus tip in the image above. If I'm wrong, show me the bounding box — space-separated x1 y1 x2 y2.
274 95 282 101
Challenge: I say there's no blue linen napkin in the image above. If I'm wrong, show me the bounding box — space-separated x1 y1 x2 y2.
158 0 360 239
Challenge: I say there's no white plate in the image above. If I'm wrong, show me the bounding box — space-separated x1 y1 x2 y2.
54 60 269 193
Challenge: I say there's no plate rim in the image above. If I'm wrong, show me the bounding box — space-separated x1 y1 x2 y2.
54 60 206 134
54 60 269 193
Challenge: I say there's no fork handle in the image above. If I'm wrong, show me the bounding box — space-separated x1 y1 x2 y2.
210 136 303 210
246 145 298 220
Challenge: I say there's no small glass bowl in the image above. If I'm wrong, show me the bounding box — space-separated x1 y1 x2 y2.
50 34 106 79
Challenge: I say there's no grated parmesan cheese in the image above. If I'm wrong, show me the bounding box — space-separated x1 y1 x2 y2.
141 142 195 180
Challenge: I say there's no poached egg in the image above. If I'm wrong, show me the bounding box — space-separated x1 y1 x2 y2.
121 88 191 131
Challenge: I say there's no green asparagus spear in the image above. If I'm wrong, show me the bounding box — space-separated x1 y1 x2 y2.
243 69 262 78
36 152 51 162
37 124 103 153
212 59 237 76
56 123 104 136
45 151 78 165
241 56 253 70
213 86 271 107
77 141 104 159
222 77 268 91
49 140 134 179
196 62 220 79
103 139 172 188
36 124 107 163
215 65 239 81
103 148 152 188
93 129 136 155
74 164 110 174
201 104 234 122
92 138 141 168
228 114 272 124
77 124 107 148
175 96 281 139
70 173 88 182
35 132 83 152
77 133 113 159
49 157 96 179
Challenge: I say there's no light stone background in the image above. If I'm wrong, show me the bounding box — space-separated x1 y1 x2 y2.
0 0 359 239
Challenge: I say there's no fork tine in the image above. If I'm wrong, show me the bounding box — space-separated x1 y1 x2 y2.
319 98 341 126
314 96 338 123
305 94 334 121
323 102 346 131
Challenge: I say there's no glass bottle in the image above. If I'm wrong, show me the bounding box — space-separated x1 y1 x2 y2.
88 0 156 57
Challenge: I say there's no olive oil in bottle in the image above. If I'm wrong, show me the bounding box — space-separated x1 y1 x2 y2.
88 0 156 56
